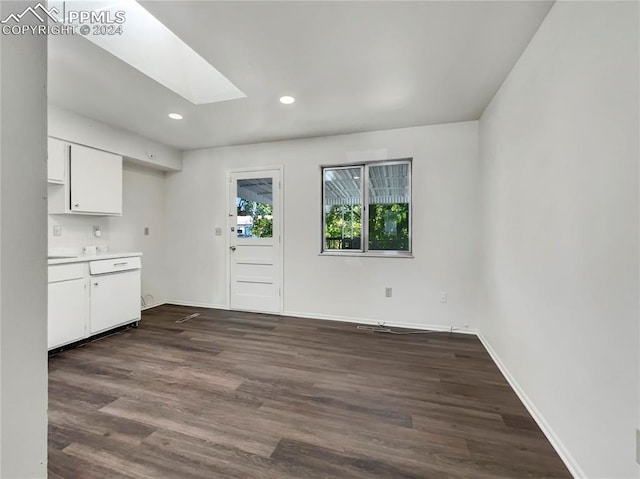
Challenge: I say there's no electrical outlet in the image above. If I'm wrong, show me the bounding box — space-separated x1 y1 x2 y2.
385 287 392 298
93 226 101 238
144 227 150 236
53 225 62 237
440 292 448 303
215 227 222 236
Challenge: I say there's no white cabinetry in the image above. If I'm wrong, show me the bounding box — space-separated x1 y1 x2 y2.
47 137 67 184
47 255 141 351
70 144 122 215
48 142 123 216
89 257 141 335
48 264 87 349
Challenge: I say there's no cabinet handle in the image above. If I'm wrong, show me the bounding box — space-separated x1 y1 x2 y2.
74 203 79 207
93 282 99 286
113 262 128 267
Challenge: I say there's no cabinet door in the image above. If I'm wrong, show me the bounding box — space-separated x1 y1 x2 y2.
48 279 87 349
70 144 123 215
47 138 67 184
90 270 141 335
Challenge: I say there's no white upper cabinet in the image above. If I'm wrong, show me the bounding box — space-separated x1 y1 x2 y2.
47 137 67 184
70 144 122 215
48 142 123 216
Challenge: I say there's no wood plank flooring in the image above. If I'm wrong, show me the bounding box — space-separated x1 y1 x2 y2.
48 305 571 478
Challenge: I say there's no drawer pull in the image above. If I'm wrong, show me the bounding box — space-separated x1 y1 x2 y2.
113 262 128 267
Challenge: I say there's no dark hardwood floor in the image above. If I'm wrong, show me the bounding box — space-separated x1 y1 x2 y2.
48 305 571 478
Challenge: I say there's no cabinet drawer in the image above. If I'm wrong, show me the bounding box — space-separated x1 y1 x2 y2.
48 263 85 283
90 256 141 275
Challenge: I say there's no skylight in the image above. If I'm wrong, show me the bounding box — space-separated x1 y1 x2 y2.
54 0 246 105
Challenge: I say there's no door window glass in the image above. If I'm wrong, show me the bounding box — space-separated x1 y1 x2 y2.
237 178 273 238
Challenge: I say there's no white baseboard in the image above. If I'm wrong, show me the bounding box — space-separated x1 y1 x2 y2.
141 301 166 311
159 302 476 334
165 300 229 310
477 333 584 479
283 309 478 335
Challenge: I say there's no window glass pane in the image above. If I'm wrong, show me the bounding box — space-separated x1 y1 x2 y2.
368 163 410 251
236 178 273 238
324 167 362 250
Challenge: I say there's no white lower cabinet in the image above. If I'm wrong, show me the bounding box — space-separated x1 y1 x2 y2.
48 256 141 350
48 275 87 349
90 269 141 335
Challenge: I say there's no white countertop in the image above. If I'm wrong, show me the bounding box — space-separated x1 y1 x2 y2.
48 252 143 265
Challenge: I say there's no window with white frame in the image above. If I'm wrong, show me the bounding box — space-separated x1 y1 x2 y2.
322 159 411 255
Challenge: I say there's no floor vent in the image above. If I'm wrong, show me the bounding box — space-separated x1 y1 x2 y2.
175 313 200 324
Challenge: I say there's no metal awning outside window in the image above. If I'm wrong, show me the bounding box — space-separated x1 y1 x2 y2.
324 163 410 206
237 178 273 205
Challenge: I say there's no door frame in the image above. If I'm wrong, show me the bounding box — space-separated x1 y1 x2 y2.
225 165 284 315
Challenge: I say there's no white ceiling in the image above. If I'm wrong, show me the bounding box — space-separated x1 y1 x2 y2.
48 1 553 151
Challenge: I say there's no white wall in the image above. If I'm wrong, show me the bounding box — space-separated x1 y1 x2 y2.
48 215 110 255
48 105 182 171
0 2 48 476
165 121 482 331
479 2 639 477
108 164 168 307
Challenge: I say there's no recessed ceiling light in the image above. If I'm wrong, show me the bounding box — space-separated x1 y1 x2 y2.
168 113 183 120
279 96 295 105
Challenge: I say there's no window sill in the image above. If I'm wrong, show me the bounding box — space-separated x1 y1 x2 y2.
319 252 414 258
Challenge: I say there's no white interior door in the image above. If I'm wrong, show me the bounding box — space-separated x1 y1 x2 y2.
229 169 282 314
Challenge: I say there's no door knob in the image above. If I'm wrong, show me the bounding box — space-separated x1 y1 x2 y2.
230 246 237 251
